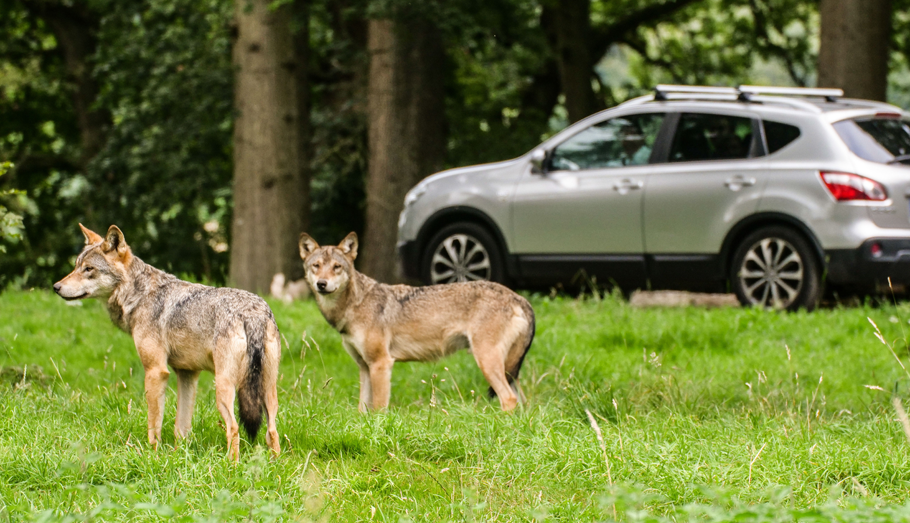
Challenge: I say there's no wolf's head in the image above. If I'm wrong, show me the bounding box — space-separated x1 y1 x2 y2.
54 224 132 301
298 232 357 296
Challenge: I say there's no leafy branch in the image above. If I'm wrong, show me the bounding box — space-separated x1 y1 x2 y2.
0 162 25 253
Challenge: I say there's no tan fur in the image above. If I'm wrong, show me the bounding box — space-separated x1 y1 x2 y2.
55 224 281 460
299 232 535 412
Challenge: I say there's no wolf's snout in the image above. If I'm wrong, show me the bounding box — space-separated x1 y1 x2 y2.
316 280 327 292
53 282 62 294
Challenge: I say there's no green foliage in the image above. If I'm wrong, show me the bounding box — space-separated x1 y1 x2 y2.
601 0 818 93
89 0 234 281
0 161 24 252
0 0 85 288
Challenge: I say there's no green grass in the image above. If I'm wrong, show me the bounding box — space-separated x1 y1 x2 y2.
3 289 910 521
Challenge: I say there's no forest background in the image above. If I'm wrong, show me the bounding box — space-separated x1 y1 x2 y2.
0 0 908 292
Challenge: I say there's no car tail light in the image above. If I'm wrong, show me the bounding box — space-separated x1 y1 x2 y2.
820 172 888 201
870 242 883 258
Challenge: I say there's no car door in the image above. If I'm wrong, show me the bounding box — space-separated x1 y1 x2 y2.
511 112 667 287
642 111 767 287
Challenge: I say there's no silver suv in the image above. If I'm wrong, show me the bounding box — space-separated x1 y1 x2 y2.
397 85 910 310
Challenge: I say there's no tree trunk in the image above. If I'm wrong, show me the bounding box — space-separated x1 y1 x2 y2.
818 0 892 101
551 0 600 123
292 0 311 281
362 18 445 283
231 0 306 293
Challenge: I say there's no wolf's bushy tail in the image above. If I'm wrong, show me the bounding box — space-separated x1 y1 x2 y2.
238 317 266 440
489 304 536 398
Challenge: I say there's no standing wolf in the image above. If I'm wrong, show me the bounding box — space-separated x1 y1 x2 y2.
54 224 281 460
299 232 535 412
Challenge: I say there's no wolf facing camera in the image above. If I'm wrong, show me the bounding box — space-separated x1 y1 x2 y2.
299 232 535 412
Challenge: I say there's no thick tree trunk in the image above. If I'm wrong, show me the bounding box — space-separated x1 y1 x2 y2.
818 0 892 101
362 18 445 283
551 0 600 123
231 0 306 293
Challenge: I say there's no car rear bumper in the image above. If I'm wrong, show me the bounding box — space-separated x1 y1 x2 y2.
827 239 910 287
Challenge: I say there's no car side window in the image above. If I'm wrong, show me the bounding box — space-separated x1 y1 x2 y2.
549 113 665 171
763 120 801 154
669 113 756 162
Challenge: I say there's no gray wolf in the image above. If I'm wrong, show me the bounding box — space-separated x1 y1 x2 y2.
54 224 281 460
299 232 535 411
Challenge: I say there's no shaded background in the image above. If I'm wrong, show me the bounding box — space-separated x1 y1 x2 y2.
1 0 908 291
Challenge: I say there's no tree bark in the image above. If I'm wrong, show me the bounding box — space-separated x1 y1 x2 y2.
231 0 307 293
361 18 445 283
551 0 600 123
292 0 311 280
818 0 892 101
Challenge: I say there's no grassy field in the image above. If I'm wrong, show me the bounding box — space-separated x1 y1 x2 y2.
3 289 910 521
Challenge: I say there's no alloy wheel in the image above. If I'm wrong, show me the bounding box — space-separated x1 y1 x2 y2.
737 237 804 309
430 233 491 283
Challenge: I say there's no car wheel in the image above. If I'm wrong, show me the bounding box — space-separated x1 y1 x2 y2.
421 222 505 285
730 226 821 311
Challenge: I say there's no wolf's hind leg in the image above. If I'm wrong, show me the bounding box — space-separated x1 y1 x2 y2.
263 337 281 456
174 369 201 439
215 376 240 461
264 381 280 456
471 335 518 411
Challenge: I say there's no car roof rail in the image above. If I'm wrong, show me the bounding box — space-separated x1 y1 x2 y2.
748 95 824 113
625 85 901 116
653 85 738 101
645 84 852 113
738 85 844 102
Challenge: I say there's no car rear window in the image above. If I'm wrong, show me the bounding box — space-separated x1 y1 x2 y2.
669 113 756 162
833 117 910 164
763 120 801 154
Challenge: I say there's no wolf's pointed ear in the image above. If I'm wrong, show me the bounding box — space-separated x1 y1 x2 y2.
102 225 129 256
299 233 319 260
338 232 358 259
79 223 103 245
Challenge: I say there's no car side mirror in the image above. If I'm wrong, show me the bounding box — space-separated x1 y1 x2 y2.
530 149 547 174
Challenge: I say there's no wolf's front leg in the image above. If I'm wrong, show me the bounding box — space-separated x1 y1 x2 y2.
143 365 170 449
368 358 393 410
342 340 373 412
174 369 201 439
358 365 373 413
136 338 170 449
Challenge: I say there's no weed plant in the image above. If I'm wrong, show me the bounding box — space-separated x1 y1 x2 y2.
2 289 910 521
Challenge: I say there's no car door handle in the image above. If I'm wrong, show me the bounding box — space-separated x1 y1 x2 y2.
613 178 644 194
724 175 756 191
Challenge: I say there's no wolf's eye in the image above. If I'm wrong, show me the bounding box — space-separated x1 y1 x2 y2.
83 266 94 273
333 264 341 272
312 263 320 270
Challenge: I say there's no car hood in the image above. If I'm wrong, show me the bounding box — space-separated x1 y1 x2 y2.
417 158 526 189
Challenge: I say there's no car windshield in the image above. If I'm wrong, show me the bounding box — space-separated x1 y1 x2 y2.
833 116 910 164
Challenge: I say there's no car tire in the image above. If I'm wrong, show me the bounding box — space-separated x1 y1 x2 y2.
421 222 506 286
730 226 821 311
